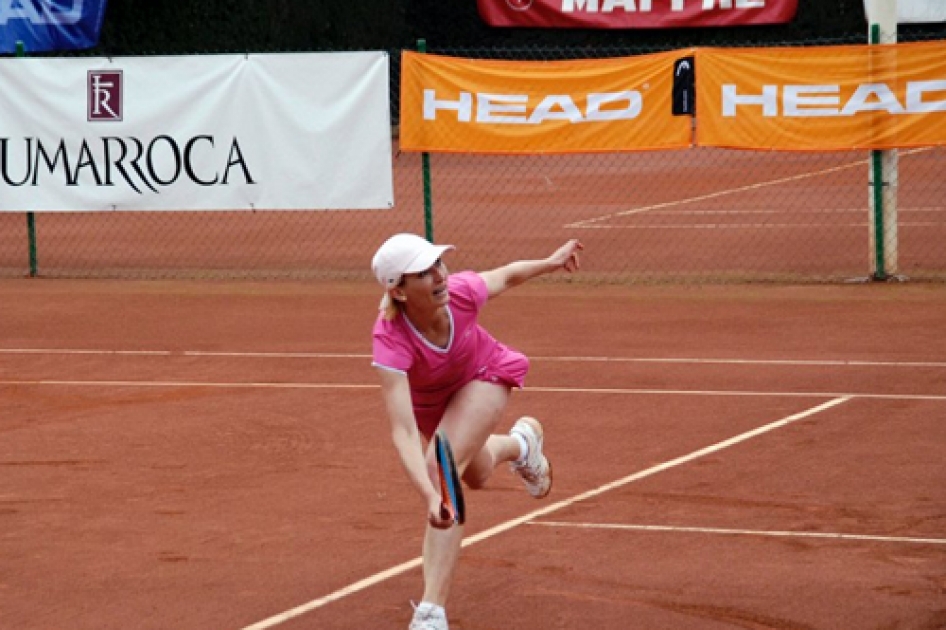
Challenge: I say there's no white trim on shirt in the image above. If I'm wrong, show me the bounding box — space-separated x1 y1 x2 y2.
402 306 454 353
371 362 407 375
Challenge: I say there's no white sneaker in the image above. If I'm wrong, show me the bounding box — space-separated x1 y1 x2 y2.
509 417 552 498
409 602 448 630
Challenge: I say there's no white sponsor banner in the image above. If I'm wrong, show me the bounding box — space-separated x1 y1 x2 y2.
0 52 394 211
865 0 946 23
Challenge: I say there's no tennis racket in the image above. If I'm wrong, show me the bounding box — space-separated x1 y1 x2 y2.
434 430 465 525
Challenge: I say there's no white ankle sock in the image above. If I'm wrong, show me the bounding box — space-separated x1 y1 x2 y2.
513 432 529 463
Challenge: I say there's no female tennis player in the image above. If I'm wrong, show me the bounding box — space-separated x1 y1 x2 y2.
371 233 583 630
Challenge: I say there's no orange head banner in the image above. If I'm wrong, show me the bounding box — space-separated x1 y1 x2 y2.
400 50 694 154
696 41 946 151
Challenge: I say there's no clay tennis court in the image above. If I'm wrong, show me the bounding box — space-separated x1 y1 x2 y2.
2 278 944 629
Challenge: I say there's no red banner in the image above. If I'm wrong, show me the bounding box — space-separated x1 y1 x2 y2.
478 0 798 29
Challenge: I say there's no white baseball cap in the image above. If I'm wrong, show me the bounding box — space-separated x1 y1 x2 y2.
371 233 455 289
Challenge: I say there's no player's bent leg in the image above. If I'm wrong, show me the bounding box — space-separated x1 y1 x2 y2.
436 380 512 477
463 434 519 489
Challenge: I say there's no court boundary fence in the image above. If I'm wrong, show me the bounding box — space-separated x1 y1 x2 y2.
2 33 944 284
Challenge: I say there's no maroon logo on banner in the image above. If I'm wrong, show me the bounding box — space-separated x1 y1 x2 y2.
87 70 122 122
506 0 534 10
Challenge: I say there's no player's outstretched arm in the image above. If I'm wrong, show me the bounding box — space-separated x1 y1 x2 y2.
376 368 454 529
479 239 583 299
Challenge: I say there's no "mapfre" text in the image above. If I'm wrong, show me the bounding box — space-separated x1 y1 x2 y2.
561 0 766 13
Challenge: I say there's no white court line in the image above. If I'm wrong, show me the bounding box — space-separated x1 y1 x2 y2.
0 348 179 356
620 207 946 216
566 147 931 228
566 160 871 228
529 522 946 546
2 348 945 369
534 356 946 369
238 397 850 630
0 380 376 391
572 222 944 230
0 349 364 359
2 380 946 401
527 386 946 402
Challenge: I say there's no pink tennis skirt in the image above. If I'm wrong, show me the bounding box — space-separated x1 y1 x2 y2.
414 343 529 438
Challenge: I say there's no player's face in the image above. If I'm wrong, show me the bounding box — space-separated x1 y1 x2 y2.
400 258 449 309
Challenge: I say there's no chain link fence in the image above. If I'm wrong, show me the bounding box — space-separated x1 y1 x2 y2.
1 36 944 283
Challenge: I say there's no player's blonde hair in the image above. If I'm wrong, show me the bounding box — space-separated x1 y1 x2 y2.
381 294 400 321
380 278 405 321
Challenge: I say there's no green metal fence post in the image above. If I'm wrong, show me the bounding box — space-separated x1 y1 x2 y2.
417 39 434 243
870 147 886 281
868 24 886 280
16 40 39 278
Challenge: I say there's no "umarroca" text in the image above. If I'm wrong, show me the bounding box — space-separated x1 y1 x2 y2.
0 135 256 194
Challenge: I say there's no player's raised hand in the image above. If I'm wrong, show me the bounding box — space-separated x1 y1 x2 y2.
548 239 583 273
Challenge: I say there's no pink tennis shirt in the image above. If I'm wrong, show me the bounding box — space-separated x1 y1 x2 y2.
372 271 529 437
